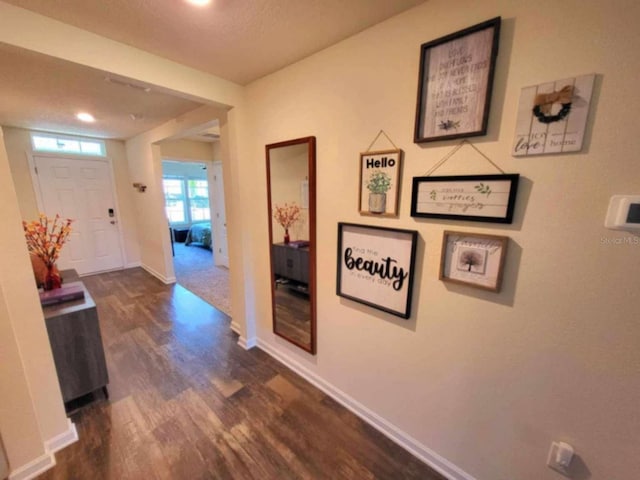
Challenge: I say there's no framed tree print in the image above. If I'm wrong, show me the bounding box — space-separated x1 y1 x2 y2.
439 230 508 292
414 17 501 143
337 223 418 319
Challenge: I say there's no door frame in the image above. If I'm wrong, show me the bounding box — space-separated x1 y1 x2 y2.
27 151 127 274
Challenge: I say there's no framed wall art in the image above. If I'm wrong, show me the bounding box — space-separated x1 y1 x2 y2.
512 74 595 156
411 174 519 224
439 230 508 292
414 17 501 143
359 149 403 217
337 223 418 319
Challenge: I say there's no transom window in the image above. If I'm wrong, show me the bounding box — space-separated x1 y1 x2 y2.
31 133 106 157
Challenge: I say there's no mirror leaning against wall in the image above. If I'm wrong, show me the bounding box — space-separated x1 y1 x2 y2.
266 137 316 354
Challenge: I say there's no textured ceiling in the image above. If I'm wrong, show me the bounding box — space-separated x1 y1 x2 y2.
2 0 425 85
0 0 425 139
0 43 204 139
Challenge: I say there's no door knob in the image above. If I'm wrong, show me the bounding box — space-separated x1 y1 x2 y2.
110 220 117 225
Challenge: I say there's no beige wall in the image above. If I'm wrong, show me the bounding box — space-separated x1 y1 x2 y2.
0 129 67 469
241 1 640 479
2 127 141 267
160 138 215 161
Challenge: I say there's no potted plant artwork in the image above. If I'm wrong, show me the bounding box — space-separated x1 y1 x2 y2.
23 213 73 290
367 170 392 214
273 203 301 244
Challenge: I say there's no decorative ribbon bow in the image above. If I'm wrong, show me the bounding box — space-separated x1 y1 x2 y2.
534 85 574 114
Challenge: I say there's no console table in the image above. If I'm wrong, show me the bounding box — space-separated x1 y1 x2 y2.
43 281 109 405
272 243 309 286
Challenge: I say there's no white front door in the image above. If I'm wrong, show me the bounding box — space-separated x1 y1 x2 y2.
34 155 124 275
211 162 229 268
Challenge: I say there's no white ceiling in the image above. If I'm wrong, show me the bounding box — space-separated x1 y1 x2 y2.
0 0 425 139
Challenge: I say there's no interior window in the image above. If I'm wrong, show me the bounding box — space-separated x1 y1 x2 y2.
163 178 187 224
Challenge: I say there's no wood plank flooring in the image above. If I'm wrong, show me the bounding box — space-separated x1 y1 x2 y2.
40 268 445 480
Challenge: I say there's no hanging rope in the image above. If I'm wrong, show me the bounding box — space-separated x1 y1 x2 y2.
423 139 505 176
365 129 399 152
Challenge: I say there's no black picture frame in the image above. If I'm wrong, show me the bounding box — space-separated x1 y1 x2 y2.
411 174 519 224
336 223 418 319
414 17 501 143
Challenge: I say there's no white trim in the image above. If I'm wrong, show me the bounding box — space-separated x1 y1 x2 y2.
256 338 476 480
230 321 241 335
44 419 78 454
237 336 257 350
8 452 55 480
141 263 176 284
126 261 142 269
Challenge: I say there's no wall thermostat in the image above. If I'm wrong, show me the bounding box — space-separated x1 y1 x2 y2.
605 195 640 230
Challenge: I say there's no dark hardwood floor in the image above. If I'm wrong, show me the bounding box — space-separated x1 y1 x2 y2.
40 268 445 480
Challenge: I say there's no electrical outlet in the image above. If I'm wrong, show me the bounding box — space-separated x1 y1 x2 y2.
547 441 574 476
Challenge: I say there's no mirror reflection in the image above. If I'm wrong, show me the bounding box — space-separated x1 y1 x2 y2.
266 137 316 354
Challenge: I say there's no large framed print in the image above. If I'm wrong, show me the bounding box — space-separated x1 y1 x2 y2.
337 223 418 319
411 174 519 224
359 149 402 217
439 231 508 292
414 17 501 143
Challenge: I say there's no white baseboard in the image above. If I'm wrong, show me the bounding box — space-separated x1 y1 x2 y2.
237 335 257 350
141 263 176 284
125 261 142 268
44 419 78 453
230 321 241 335
8 452 55 480
257 338 475 480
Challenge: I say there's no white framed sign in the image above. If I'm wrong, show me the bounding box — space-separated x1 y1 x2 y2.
411 174 519 224
337 223 418 319
512 74 595 156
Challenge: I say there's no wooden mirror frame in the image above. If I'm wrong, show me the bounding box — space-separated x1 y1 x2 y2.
266 136 316 354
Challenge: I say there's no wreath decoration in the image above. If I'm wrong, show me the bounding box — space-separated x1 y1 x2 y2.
532 85 574 124
532 103 572 124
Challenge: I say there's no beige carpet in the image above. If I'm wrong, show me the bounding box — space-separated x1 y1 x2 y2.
172 242 231 317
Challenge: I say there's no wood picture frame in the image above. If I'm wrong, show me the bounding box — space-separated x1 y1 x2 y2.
439 230 508 292
411 174 519 224
358 149 403 217
337 223 418 319
414 17 501 143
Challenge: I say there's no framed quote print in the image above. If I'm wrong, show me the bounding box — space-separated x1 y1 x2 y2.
411 174 519 224
439 230 508 292
337 223 418 319
414 17 501 143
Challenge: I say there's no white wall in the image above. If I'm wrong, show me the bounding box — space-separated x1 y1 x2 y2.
241 1 640 479
0 129 69 473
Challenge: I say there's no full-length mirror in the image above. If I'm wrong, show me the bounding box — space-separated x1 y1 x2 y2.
266 137 316 354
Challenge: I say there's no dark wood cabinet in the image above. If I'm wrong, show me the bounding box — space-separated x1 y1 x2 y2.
43 281 109 404
272 243 309 285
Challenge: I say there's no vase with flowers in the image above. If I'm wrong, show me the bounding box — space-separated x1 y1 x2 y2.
367 170 392 214
23 214 73 290
273 202 301 244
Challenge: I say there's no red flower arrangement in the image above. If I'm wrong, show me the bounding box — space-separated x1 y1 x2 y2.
23 213 73 289
273 203 301 244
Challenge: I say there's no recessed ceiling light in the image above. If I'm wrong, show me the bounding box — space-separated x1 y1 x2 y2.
76 112 95 123
185 0 211 6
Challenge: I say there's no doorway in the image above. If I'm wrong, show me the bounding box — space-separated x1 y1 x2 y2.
161 157 231 316
32 154 124 275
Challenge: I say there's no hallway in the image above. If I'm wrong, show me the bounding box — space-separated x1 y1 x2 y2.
41 268 443 480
